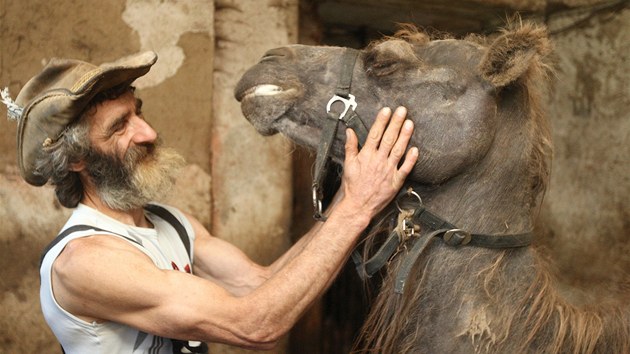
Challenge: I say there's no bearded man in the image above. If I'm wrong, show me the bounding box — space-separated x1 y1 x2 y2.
2 51 418 353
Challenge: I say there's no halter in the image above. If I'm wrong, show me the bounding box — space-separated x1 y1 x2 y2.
351 187 533 294
312 48 369 220
310 48 532 292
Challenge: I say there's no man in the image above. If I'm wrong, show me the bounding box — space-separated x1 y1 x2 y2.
2 51 418 353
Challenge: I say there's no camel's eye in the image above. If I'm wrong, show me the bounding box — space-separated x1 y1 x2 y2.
366 60 398 76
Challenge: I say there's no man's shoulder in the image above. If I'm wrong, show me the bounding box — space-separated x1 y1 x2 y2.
62 233 146 258
54 234 152 272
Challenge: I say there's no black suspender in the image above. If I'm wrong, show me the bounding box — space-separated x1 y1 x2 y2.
144 204 191 259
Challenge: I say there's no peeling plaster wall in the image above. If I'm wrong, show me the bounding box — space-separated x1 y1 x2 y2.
210 0 298 348
122 0 214 89
0 0 298 352
0 0 215 351
211 1 296 265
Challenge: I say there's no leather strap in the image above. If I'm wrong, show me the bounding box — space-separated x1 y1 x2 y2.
394 229 446 294
312 113 342 220
351 190 533 290
342 109 369 146
352 229 400 279
411 204 533 248
312 48 366 221
336 48 359 97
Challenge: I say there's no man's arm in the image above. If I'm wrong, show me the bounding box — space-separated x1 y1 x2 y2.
52 106 418 350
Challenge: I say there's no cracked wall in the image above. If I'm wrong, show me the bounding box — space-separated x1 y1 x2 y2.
0 1 295 353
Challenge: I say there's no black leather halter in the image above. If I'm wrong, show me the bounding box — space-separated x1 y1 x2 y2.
310 48 533 293
351 188 533 294
312 48 369 221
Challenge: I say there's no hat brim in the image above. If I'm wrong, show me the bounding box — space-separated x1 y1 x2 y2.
17 51 157 186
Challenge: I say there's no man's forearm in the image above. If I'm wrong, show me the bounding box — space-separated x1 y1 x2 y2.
266 188 346 275
241 199 370 341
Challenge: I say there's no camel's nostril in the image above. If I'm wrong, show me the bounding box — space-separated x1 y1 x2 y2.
260 47 292 62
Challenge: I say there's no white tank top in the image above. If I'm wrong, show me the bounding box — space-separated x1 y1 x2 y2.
40 203 195 354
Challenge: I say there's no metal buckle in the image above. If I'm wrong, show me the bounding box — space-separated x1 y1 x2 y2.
395 188 422 245
401 218 418 238
326 94 357 120
312 184 326 221
443 229 472 246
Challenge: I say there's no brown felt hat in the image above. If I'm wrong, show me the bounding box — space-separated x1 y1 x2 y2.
11 51 157 186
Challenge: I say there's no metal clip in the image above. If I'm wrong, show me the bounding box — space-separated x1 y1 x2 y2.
326 94 357 120
443 229 472 246
396 209 419 246
402 218 420 237
312 184 326 221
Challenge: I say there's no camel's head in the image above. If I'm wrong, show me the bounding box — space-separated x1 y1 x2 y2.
235 23 552 187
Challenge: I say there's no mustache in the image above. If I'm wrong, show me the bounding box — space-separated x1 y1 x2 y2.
124 142 157 168
84 139 160 187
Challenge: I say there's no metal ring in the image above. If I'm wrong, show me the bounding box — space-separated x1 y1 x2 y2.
312 185 321 210
395 188 423 213
312 185 324 218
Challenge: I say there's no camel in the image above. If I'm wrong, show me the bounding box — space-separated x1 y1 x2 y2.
234 22 630 353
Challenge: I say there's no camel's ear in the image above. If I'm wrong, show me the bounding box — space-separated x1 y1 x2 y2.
480 23 551 88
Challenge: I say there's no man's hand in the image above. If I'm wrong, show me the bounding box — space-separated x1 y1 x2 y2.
340 106 418 219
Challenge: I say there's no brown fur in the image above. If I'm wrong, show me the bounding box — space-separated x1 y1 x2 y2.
234 19 630 353
353 23 629 354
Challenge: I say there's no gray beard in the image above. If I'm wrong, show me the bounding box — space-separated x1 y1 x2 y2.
84 143 185 211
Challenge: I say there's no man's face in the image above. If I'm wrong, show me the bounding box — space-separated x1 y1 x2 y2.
82 91 185 210
87 90 156 158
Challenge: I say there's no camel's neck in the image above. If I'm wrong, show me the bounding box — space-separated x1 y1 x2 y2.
413 105 538 236
415 164 534 236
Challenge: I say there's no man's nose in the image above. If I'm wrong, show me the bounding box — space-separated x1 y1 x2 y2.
130 115 158 144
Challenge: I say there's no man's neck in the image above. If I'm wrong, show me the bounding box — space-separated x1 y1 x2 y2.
81 190 152 228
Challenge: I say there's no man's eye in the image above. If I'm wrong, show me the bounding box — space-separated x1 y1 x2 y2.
111 120 126 134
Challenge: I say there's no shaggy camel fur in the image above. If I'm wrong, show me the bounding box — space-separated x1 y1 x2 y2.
235 22 630 353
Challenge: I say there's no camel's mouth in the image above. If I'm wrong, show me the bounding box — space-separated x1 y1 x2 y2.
238 84 285 100
236 82 302 136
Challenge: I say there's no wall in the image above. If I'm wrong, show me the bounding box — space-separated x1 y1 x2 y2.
538 4 630 297
0 0 296 353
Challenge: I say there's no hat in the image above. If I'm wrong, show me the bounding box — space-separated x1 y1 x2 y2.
2 51 157 186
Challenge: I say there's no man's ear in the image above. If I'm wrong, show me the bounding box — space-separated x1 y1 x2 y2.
69 160 86 172
479 22 552 88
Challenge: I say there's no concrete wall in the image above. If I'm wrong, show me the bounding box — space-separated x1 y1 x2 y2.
537 4 630 295
0 0 296 353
